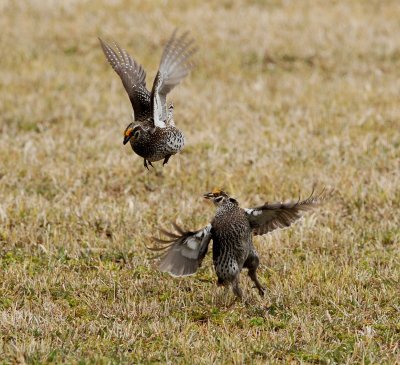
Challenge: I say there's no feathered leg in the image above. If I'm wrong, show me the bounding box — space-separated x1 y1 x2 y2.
144 159 154 170
163 154 172 166
244 252 265 297
231 276 243 300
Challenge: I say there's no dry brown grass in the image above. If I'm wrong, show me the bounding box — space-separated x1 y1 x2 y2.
0 0 399 363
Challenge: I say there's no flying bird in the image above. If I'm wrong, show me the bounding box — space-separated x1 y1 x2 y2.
99 30 196 169
149 189 321 299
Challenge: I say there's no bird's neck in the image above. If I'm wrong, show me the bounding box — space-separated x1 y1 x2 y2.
215 201 239 217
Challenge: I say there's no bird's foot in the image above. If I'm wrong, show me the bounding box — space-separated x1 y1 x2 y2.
144 159 154 170
216 278 224 287
162 154 172 166
252 284 266 297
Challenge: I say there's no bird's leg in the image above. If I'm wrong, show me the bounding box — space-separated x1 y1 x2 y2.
248 269 265 297
215 278 228 306
144 159 154 170
231 276 243 300
244 252 265 297
163 154 172 166
223 286 233 307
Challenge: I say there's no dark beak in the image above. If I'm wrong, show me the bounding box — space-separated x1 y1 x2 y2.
123 135 132 145
203 193 213 199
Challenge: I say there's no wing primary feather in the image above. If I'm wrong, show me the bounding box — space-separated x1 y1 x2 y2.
158 228 181 239
245 188 322 236
147 223 212 277
99 37 151 120
151 30 197 127
172 222 187 235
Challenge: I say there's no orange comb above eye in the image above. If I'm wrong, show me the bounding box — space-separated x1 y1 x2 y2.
124 127 133 137
212 187 222 195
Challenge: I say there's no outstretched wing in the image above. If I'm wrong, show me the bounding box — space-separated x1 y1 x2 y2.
151 30 197 128
148 223 212 277
99 38 151 121
245 191 321 236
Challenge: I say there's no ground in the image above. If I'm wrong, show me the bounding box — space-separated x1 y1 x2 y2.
0 0 399 364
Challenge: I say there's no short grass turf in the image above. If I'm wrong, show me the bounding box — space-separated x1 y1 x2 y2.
0 0 399 364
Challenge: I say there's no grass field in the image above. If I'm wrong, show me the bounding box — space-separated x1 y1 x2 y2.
1 0 399 363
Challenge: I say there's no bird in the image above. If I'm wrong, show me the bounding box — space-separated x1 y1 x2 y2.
149 188 321 299
99 30 196 169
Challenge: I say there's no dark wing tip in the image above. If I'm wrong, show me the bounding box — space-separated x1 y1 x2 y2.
145 223 187 256
295 186 328 208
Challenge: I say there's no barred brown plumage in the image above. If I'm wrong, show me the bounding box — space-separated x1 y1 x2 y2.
99 30 196 169
149 189 323 299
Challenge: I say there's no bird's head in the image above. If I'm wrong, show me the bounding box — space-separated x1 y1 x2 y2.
123 124 143 145
203 188 232 206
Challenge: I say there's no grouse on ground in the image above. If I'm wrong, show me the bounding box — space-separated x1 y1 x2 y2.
150 189 321 299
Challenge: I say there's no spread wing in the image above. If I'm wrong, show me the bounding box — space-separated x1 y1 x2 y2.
244 191 320 236
148 223 212 277
99 38 151 121
151 30 197 128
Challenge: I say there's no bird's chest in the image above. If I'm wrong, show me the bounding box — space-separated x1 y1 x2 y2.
211 211 251 263
131 137 154 157
131 127 184 160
